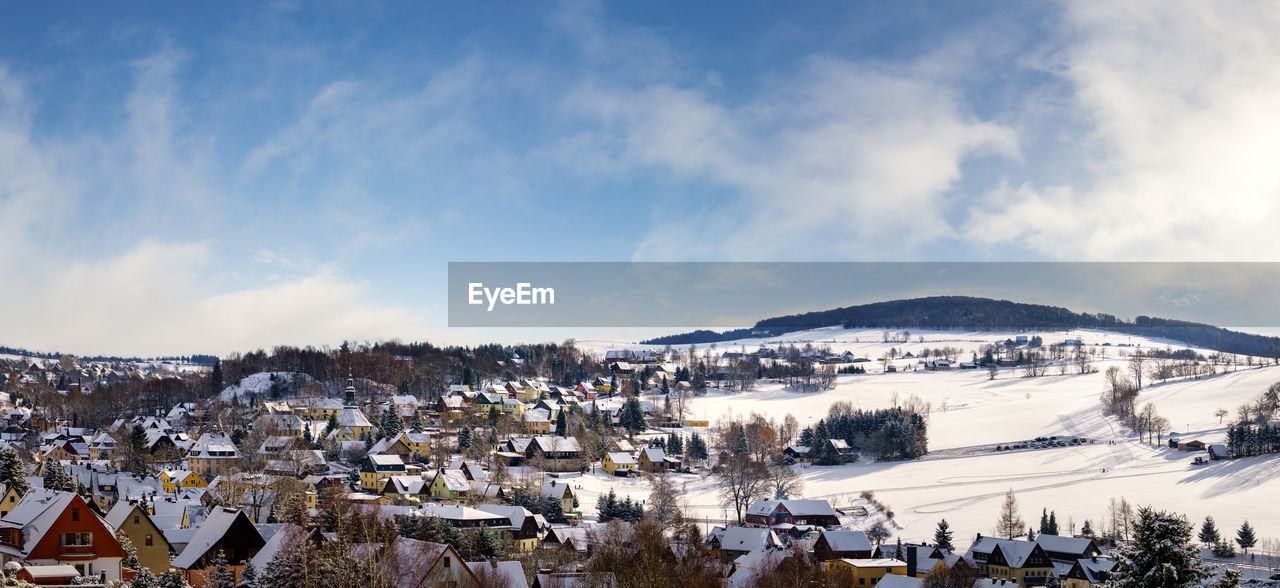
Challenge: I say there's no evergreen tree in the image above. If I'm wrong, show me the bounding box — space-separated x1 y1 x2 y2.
327 413 340 434
1110 506 1210 587
1198 516 1220 546
488 406 500 426
1040 508 1050 534
1048 511 1059 535
210 359 223 397
668 433 683 455
933 519 954 551
688 433 709 460
381 410 403 437
1236 520 1257 554
811 420 838 465
302 423 313 445
618 397 647 437
206 551 236 588
240 560 259 588
459 426 472 449
409 411 424 432
1080 520 1094 537
0 448 28 496
798 426 814 447
116 528 139 569
556 410 568 437
130 568 160 588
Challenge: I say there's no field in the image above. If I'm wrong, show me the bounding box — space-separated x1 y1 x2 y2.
570 327 1280 557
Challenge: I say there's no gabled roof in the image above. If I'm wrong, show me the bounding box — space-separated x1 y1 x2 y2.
820 529 872 552
171 507 265 569
745 499 837 518
606 452 636 465
435 469 471 492
466 561 529 588
477 504 536 530
711 526 781 552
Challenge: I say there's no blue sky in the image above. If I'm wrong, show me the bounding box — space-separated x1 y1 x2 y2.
2 1 1279 355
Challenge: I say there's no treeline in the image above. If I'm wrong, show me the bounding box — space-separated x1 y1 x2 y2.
1227 382 1280 457
640 296 1280 358
799 401 928 462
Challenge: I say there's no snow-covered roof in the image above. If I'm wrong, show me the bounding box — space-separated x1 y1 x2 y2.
171 506 262 569
819 529 871 552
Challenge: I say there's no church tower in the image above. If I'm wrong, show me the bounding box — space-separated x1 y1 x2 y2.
344 371 356 406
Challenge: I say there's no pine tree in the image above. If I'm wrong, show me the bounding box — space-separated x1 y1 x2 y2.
811 420 838 465
668 433 683 455
556 410 568 437
1236 520 1257 554
210 359 223 397
459 426 472 449
1080 520 1094 537
933 519 954 551
327 413 340 434
1040 508 1050 534
997 489 1025 539
1048 511 1059 535
130 568 160 588
302 423 313 445
1110 506 1210 587
381 410 403 437
0 448 28 495
116 528 139 569
619 397 647 436
409 411 424 432
206 551 236 588
798 427 814 447
1198 516 1220 546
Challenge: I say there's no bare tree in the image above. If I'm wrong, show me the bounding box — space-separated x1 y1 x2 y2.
766 462 803 500
716 455 769 525
1214 408 1228 424
996 489 1025 539
1128 352 1146 390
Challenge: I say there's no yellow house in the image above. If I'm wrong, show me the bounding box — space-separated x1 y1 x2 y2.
521 413 552 435
971 540 1055 587
0 486 21 518
392 432 432 457
360 454 407 492
683 418 710 428
602 452 637 476
499 399 526 417
429 469 471 500
825 558 908 585
105 502 173 574
160 470 207 493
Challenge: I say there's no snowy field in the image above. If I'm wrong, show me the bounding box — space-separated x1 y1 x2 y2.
574 327 1280 554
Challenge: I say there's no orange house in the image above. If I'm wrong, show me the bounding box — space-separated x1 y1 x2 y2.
0 489 128 582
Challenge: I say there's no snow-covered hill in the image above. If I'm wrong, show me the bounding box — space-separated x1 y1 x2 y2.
220 371 319 403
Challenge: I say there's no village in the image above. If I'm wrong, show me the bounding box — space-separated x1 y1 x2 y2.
0 329 1273 588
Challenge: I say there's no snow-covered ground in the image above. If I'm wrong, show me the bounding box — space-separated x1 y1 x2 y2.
575 327 1280 555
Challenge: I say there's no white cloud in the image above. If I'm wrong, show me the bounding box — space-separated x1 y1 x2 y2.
558 55 1018 260
964 1 1280 259
0 58 428 357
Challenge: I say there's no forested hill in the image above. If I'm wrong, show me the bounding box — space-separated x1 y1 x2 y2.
641 296 1280 357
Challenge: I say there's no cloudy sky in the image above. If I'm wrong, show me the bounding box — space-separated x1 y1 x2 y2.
2 1 1279 356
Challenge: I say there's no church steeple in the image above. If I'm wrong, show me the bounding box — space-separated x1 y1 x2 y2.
344 371 356 406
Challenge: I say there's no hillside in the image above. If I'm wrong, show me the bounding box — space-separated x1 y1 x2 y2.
642 296 1280 357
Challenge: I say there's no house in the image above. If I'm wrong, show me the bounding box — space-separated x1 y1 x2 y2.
1033 534 1100 564
1177 440 1206 452
638 447 680 473
601 452 637 476
104 501 171 574
707 526 782 562
466 560 530 588
526 436 582 472
682 418 709 428
965 536 1055 587
417 504 510 529
541 480 575 514
743 499 840 528
186 433 240 479
429 470 472 501
160 470 207 494
1063 556 1115 588
825 559 909 585
874 542 948 578
381 476 429 504
813 529 873 561
360 454 407 492
1208 444 1229 460
783 446 811 463
477 505 544 553
0 486 22 518
0 489 127 582
171 507 266 586
333 406 374 440
17 563 83 585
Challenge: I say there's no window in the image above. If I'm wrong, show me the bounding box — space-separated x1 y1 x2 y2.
134 515 140 525
71 508 80 521
145 534 153 546
60 532 93 546
443 557 451 568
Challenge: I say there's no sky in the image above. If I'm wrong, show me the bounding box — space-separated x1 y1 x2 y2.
2 1 1280 356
